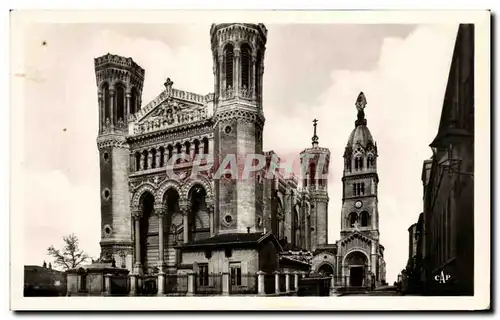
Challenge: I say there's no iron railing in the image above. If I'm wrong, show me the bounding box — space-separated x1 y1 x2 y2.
230 274 258 295
195 273 223 295
165 273 188 295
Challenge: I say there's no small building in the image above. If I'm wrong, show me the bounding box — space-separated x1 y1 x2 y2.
24 265 66 296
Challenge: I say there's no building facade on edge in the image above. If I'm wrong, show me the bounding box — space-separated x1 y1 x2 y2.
402 24 475 296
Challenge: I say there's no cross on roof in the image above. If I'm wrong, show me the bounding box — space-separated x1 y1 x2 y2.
312 119 319 146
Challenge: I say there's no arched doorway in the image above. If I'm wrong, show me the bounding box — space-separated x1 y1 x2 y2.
344 251 369 287
317 263 334 276
188 184 209 242
164 188 182 245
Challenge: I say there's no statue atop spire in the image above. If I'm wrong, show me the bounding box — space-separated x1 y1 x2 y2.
355 91 367 127
312 118 319 147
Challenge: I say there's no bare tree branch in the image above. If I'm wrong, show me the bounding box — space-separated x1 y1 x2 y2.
47 233 90 270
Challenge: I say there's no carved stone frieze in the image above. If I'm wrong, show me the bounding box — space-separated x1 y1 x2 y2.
97 135 129 150
213 108 265 127
128 120 213 147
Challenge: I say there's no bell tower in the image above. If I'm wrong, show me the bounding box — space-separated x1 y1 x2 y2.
300 119 330 251
210 23 267 234
339 92 382 282
94 53 145 268
340 92 379 239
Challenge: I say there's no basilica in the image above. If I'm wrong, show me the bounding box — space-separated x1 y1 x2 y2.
67 22 385 296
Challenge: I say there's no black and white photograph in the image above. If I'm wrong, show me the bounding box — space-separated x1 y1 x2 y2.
9 9 490 311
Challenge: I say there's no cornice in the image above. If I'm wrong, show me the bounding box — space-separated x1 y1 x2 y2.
97 135 129 150
127 119 213 147
342 172 379 182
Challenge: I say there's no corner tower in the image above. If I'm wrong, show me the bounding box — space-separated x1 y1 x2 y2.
300 119 330 251
94 54 145 268
210 23 267 234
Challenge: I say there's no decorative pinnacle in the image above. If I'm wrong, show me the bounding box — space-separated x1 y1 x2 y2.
164 78 174 90
355 91 367 127
312 118 319 147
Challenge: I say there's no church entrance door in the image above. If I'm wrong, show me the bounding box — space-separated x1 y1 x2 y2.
350 266 364 287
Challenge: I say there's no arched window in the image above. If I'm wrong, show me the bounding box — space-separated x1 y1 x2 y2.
142 150 148 170
348 212 357 228
309 162 316 186
184 141 191 161
255 50 262 99
102 83 110 121
115 83 126 123
202 137 209 155
240 43 252 90
167 145 173 160
353 183 357 196
130 87 138 114
159 146 165 167
151 148 157 169
361 183 365 195
360 211 370 227
224 43 234 89
355 157 363 170
193 139 200 156
135 152 141 171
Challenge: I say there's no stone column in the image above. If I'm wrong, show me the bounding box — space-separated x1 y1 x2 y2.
371 242 378 285
294 271 299 292
285 271 290 293
155 205 166 295
207 203 214 237
109 88 115 127
257 271 265 296
180 202 191 244
274 271 280 295
131 209 142 273
126 92 131 115
156 149 162 168
186 271 195 296
129 274 137 296
234 48 240 97
147 152 153 169
140 151 146 171
251 56 257 99
98 92 104 131
222 272 230 296
104 273 112 296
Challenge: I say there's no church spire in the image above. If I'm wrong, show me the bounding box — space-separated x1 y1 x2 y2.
312 118 319 147
355 91 367 127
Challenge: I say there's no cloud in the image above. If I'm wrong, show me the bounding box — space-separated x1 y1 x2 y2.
23 169 101 266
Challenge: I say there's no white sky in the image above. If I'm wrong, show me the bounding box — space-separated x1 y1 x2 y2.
18 22 458 283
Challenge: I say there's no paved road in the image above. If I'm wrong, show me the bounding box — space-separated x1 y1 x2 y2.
339 286 401 296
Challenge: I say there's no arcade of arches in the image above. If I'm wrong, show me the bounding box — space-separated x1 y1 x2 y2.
131 184 213 274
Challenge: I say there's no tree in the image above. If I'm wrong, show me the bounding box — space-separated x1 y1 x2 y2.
47 234 90 270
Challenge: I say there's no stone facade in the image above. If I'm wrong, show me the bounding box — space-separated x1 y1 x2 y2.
92 23 324 290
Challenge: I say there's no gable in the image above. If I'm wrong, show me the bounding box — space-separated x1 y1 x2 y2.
133 96 209 135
